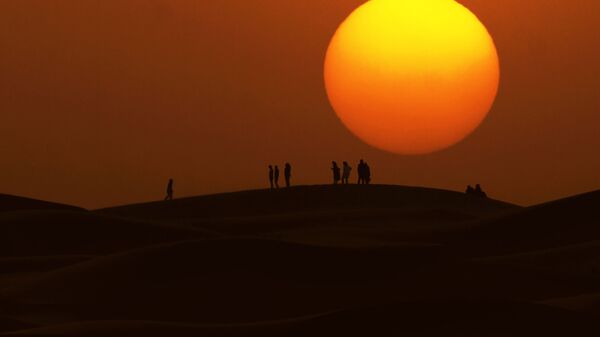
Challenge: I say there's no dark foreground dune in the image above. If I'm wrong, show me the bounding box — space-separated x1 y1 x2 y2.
1 185 600 336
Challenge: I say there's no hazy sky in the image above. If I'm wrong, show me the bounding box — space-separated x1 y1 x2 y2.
1 0 599 208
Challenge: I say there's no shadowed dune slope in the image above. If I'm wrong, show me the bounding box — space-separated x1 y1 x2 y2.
98 185 519 221
0 255 92 277
0 315 36 334
183 208 482 242
0 194 81 213
0 210 218 257
2 238 598 325
0 239 451 322
475 240 600 277
437 190 600 256
543 292 600 316
3 301 600 337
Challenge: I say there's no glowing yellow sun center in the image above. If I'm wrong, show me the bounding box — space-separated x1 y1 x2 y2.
324 0 500 154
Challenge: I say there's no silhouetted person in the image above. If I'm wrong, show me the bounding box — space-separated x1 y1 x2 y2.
274 166 280 188
357 159 366 184
466 185 475 195
268 165 274 189
284 163 292 188
475 184 487 198
342 161 352 184
332 161 341 185
165 179 174 201
364 162 372 184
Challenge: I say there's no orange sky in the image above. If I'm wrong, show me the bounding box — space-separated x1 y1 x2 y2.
1 0 599 208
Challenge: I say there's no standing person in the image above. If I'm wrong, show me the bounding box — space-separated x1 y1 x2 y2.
365 162 372 184
342 161 352 184
357 160 366 184
274 166 280 188
164 178 174 201
268 165 274 189
332 161 341 185
284 163 292 188
475 184 487 198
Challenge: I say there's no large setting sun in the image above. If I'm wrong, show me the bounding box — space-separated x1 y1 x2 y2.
325 0 500 155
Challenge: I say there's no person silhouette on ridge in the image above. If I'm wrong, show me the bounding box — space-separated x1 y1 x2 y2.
475 184 487 198
365 162 372 184
357 160 366 184
342 161 352 184
274 165 280 189
165 178 174 201
268 165 274 189
332 161 341 185
284 163 292 188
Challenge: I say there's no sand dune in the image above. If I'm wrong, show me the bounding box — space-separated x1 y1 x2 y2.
0 194 81 213
475 240 600 277
1 185 599 336
2 301 600 337
99 185 518 221
543 292 600 315
0 239 451 323
0 255 92 274
0 210 218 257
0 315 35 334
98 185 519 247
2 238 597 325
435 190 600 257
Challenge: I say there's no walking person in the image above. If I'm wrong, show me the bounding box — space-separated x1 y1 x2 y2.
365 162 371 184
269 165 274 189
342 161 352 184
284 163 292 188
274 165 280 188
164 178 174 201
332 161 341 185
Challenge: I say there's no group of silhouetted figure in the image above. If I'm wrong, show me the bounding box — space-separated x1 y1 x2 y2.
268 163 292 189
466 184 487 198
163 166 488 200
331 159 371 185
266 160 372 189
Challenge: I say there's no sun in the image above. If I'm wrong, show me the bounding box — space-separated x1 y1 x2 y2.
324 0 500 155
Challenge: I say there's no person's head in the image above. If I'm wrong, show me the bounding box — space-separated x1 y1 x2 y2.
286 163 290 168
169 178 173 183
343 161 348 166
476 184 481 189
360 159 364 164
269 165 272 169
275 165 279 169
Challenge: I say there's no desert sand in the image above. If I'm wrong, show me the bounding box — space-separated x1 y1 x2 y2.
1 185 599 336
